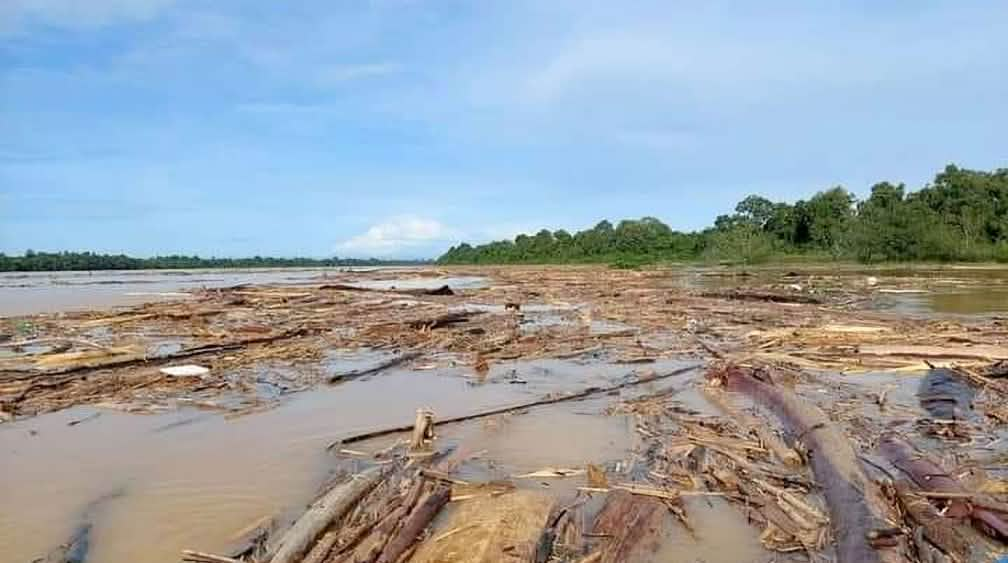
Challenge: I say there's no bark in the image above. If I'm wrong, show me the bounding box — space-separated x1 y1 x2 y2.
375 485 451 563
711 364 909 563
267 466 385 563
591 490 668 563
881 432 1008 541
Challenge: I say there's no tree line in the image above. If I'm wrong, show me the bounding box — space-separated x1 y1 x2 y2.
438 164 1008 266
0 252 428 272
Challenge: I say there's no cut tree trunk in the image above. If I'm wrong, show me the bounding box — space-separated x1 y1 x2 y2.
709 364 909 563
267 466 386 563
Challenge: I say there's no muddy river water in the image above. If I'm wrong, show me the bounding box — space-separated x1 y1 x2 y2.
2 265 1007 563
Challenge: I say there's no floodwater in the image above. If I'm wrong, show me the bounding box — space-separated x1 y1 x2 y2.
6 264 1005 562
0 269 330 316
0 358 699 563
0 267 463 317
878 287 1008 316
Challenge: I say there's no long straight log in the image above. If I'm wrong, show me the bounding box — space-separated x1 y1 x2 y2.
268 466 386 563
327 364 700 449
328 351 422 384
710 364 908 563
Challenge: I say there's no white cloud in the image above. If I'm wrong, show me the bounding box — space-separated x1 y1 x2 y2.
0 0 176 30
338 216 451 257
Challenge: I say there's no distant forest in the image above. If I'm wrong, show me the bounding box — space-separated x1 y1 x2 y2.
439 164 1008 266
0 253 428 272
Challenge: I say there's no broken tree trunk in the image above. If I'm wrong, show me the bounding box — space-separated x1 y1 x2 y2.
590 490 668 563
409 409 435 452
881 432 1008 541
893 480 975 563
267 466 386 563
709 364 909 563
879 433 971 519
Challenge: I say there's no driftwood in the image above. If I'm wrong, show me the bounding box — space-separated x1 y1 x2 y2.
7 327 312 379
700 289 823 304
408 312 476 331
702 386 802 466
375 485 451 563
710 364 908 563
181 550 243 563
267 466 386 563
858 344 1008 362
881 432 1008 541
328 351 422 384
409 409 435 452
879 433 971 519
318 283 455 296
590 490 668 563
328 364 700 448
893 481 974 562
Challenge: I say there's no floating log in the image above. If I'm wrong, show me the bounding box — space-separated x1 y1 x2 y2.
700 290 823 305
328 364 700 448
881 432 1008 541
409 312 476 331
710 364 908 563
318 283 455 296
267 466 386 563
328 351 422 384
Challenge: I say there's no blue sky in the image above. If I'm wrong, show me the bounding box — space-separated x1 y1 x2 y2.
1 1 1006 258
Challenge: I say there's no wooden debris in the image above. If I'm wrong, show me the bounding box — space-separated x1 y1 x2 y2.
267 466 386 563
709 363 909 563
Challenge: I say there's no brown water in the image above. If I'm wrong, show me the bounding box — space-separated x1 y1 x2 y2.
0 359 700 563
0 267 473 317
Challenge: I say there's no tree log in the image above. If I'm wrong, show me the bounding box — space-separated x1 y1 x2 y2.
375 484 451 563
267 466 386 563
710 364 909 563
328 364 700 448
881 432 1008 541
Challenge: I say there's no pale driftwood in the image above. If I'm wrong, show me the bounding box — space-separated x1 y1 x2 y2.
858 344 1008 362
409 409 435 452
267 466 386 563
702 386 802 466
181 550 244 563
327 363 700 449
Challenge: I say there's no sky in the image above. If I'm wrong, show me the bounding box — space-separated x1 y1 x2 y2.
1 1 1006 259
